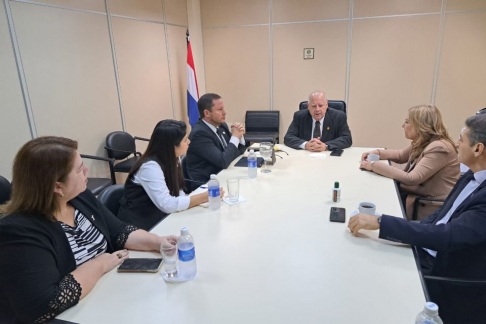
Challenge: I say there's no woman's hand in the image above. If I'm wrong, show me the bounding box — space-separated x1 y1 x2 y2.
359 160 373 171
95 249 129 274
159 235 178 249
361 150 379 162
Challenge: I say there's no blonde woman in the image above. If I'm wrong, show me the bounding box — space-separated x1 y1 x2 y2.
360 105 460 220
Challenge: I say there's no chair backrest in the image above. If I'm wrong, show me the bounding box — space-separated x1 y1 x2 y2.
299 100 347 114
97 184 124 216
181 155 189 179
245 111 280 133
0 176 12 205
105 131 136 160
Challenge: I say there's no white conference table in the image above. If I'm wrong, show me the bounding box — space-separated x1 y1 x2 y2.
59 146 425 324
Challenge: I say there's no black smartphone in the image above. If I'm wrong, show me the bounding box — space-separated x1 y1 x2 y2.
330 149 344 156
117 258 163 273
330 207 346 223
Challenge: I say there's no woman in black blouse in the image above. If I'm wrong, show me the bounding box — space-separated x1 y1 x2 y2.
0 136 177 323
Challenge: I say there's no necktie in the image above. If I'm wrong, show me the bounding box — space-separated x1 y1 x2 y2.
216 127 227 148
313 120 321 139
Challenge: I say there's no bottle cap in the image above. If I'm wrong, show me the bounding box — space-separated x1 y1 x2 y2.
334 182 339 189
180 226 190 235
249 149 254 153
210 174 216 180
424 302 439 316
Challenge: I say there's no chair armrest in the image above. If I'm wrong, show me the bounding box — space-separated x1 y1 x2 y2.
134 136 149 142
104 147 135 155
80 154 116 185
412 196 445 221
424 275 486 284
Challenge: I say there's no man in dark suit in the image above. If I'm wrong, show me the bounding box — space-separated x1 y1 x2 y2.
284 91 352 151
349 113 486 280
185 93 247 191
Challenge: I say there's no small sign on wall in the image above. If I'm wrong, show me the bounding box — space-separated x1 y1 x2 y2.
304 48 314 60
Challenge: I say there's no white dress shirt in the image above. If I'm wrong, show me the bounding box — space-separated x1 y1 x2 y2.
299 116 325 149
202 119 246 148
132 161 190 214
425 169 486 257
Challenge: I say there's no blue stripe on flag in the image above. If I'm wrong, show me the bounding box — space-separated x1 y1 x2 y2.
187 91 199 126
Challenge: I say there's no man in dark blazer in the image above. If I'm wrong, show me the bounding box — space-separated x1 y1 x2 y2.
284 91 352 151
349 113 486 280
185 93 247 191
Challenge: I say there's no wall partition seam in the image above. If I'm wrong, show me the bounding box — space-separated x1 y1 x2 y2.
269 0 273 111
344 0 354 115
10 0 106 16
430 0 448 105
353 12 440 20
161 0 176 119
3 0 37 138
110 14 164 25
203 23 269 29
104 0 126 131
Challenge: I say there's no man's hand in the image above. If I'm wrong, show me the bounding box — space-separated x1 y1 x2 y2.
231 123 245 139
348 213 380 236
304 138 327 152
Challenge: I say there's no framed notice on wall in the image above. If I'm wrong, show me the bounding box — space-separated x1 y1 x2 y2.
304 48 314 59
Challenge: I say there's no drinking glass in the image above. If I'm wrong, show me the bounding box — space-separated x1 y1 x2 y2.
259 142 273 173
160 243 178 278
227 178 239 203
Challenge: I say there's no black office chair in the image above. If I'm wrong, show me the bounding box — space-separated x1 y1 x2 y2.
81 154 116 196
105 132 149 177
477 107 486 115
424 274 486 324
97 184 124 216
299 100 347 114
244 110 280 144
411 197 445 221
0 176 12 205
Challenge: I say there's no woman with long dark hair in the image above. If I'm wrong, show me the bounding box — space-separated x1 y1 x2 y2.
118 120 220 230
360 105 460 220
0 136 177 323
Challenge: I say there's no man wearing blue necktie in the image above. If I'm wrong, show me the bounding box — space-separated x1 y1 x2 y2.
186 93 247 191
349 113 486 278
349 114 486 322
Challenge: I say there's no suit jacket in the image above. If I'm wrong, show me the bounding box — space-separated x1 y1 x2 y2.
0 189 138 324
283 108 352 150
379 170 486 279
372 140 460 220
186 119 246 191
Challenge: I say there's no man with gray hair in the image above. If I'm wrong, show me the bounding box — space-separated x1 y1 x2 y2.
284 91 352 152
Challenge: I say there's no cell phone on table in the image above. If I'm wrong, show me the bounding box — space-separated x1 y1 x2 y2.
330 149 344 156
330 207 346 223
117 258 163 273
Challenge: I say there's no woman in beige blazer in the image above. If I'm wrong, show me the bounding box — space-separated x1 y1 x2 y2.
360 105 460 220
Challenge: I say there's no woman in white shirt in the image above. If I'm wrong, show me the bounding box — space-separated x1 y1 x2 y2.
118 120 220 230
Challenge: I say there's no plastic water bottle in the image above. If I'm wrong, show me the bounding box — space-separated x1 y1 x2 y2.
177 227 197 280
248 149 257 179
415 302 443 324
208 174 221 211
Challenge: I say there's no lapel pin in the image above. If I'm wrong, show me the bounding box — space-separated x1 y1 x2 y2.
327 127 330 130
91 215 95 221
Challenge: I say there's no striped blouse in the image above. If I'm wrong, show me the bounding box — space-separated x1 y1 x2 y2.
59 209 108 266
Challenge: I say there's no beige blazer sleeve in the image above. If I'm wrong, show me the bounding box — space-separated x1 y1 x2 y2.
379 145 412 164
371 141 452 186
